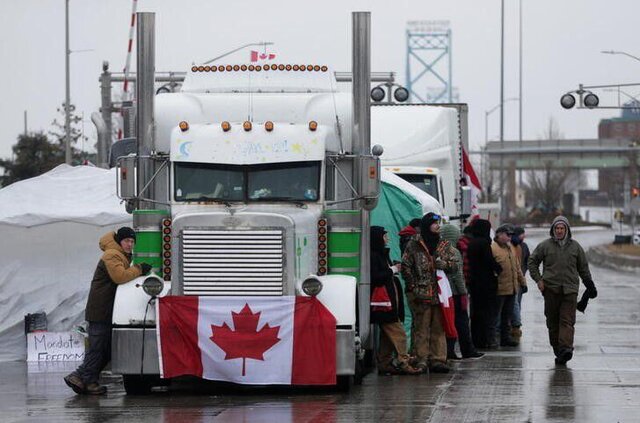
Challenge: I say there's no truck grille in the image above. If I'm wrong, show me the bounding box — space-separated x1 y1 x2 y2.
181 229 284 296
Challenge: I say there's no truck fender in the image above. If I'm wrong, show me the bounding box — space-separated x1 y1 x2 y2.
297 274 356 327
112 276 170 326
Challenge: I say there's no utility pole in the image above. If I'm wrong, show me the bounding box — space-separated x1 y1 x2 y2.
499 0 506 219
64 0 72 164
518 0 523 186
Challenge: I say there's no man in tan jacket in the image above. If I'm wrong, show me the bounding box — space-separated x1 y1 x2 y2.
491 224 526 347
64 227 151 395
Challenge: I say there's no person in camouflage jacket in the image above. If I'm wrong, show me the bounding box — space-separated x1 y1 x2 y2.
402 212 458 373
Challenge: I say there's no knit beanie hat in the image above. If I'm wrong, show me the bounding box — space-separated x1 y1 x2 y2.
116 227 136 243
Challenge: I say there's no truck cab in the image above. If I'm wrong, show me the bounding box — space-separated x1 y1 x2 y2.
383 165 444 206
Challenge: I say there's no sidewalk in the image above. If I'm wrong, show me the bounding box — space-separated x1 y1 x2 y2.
587 243 640 271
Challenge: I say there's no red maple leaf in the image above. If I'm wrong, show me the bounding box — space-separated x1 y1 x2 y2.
210 303 281 376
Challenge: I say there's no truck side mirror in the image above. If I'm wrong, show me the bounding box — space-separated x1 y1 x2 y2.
117 155 137 201
460 185 472 218
359 156 380 210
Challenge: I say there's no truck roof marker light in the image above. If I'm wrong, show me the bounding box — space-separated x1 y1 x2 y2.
309 121 318 131
218 65 225 72
163 275 171 281
233 65 240 71
211 66 217 72
263 65 270 71
179 121 189 132
318 218 327 227
313 65 321 71
278 64 285 71
241 64 248 71
293 65 300 71
248 65 255 71
225 65 232 72
265 121 274 132
204 65 211 72
162 218 172 227
319 250 327 259
191 66 198 72
271 64 278 71
256 65 262 71
321 66 328 72
163 251 171 259
286 64 292 71
197 66 205 72
243 121 252 131
299 64 306 70
306 65 314 71
221 121 231 132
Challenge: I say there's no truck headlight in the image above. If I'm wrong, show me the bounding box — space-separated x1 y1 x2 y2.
142 276 164 297
302 276 323 296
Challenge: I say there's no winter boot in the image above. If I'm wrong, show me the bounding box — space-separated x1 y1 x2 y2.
63 373 85 395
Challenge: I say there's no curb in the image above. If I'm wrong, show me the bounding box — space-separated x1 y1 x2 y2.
587 245 640 272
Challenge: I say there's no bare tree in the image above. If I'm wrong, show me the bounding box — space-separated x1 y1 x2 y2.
524 118 573 213
525 161 572 213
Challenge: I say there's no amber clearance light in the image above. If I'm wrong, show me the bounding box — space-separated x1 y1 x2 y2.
265 121 274 132
243 121 252 131
221 121 231 132
178 121 189 132
309 121 318 131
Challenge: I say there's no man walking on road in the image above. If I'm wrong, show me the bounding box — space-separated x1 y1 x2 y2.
64 227 151 395
528 216 597 365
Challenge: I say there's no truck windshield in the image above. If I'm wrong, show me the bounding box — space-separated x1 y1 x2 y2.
397 174 440 202
174 161 320 202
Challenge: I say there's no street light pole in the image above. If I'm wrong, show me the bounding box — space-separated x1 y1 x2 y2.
499 0 506 219
485 98 519 145
519 0 523 185
602 50 640 63
64 0 72 164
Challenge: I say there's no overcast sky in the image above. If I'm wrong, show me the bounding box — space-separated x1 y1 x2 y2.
1 0 640 160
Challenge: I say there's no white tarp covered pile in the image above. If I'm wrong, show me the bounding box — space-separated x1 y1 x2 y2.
0 165 130 361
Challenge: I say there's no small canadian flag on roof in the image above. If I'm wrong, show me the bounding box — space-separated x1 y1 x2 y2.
250 50 276 62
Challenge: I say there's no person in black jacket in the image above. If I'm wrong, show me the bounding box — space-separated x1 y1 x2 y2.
467 219 502 349
370 226 420 375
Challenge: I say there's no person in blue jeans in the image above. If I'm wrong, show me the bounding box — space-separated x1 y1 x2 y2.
510 227 530 339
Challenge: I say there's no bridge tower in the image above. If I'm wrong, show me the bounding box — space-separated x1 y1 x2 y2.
405 20 456 103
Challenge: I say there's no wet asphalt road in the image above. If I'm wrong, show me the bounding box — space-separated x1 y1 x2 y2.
2 227 639 422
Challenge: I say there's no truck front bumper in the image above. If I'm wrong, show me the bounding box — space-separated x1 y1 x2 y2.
111 326 356 376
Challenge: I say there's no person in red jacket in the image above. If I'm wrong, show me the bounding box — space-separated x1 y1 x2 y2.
398 218 421 256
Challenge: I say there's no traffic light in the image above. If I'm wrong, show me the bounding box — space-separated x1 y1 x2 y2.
632 187 640 198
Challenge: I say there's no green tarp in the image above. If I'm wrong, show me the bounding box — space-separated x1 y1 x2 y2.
370 181 424 336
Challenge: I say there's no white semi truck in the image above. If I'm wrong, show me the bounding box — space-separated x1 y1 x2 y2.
109 12 383 393
372 104 474 221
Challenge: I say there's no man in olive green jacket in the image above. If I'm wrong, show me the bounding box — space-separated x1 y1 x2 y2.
528 216 597 365
64 227 151 395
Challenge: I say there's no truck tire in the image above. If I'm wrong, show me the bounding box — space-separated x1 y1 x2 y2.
336 375 353 392
122 375 158 395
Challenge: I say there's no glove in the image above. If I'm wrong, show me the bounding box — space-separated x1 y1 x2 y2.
521 285 528 294
583 280 598 299
139 263 152 275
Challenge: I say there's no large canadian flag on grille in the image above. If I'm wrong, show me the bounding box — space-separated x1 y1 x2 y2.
156 296 336 385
